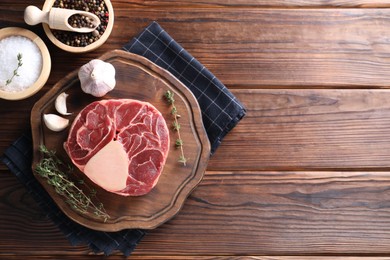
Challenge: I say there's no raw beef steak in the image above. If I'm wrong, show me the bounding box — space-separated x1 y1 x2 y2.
64 99 170 196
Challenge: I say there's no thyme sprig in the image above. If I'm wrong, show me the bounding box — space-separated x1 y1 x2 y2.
35 145 110 222
5 53 23 86
164 90 187 166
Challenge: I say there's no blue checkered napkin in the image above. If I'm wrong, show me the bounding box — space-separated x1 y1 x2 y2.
0 133 146 256
123 21 246 154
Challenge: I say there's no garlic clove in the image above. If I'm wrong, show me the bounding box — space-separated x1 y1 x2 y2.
55 92 72 115
43 114 69 132
79 59 116 97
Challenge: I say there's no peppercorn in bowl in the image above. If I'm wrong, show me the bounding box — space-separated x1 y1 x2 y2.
42 0 114 53
0 27 51 100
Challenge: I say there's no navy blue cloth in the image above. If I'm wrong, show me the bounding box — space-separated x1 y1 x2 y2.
1 21 245 256
1 133 146 256
124 21 246 154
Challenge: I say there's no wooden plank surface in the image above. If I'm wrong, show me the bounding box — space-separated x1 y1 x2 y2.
2 0 390 258
111 8 390 87
210 89 390 170
2 8 390 88
2 170 390 256
113 0 390 7
5 0 390 8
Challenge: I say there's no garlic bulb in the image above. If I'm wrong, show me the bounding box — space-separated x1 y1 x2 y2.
78 59 116 97
55 92 72 115
43 114 69 132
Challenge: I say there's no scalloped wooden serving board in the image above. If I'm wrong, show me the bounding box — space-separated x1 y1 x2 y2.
31 50 210 232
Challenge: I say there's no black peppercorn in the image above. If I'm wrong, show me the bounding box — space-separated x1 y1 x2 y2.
52 0 109 47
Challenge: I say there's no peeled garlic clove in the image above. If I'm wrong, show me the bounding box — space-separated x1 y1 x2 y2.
55 92 72 116
78 59 116 97
43 114 69 132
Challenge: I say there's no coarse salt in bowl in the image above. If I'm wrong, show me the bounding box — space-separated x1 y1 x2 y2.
0 27 51 100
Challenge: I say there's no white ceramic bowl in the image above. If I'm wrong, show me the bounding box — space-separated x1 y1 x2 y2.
0 27 51 101
42 0 114 53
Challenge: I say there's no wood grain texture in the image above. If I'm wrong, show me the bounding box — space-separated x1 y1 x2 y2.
1 0 390 258
2 171 390 256
109 8 390 88
2 8 390 88
3 0 390 8
209 89 390 170
116 0 390 7
134 171 390 256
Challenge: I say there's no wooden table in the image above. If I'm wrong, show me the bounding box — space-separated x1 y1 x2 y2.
2 0 390 259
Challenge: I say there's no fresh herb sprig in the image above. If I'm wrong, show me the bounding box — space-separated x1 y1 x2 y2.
5 53 23 86
35 145 110 222
164 90 187 166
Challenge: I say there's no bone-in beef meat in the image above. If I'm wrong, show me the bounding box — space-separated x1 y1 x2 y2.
64 99 170 196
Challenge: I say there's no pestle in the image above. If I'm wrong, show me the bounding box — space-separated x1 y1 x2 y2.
24 5 100 33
